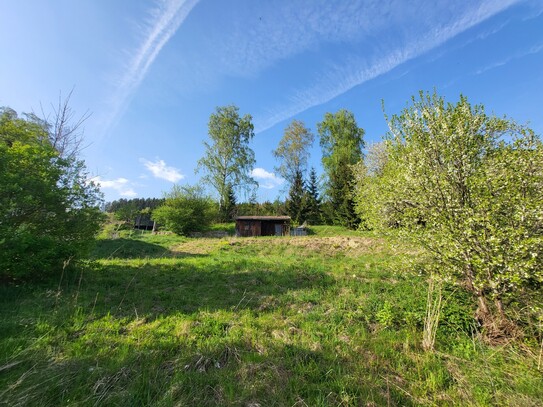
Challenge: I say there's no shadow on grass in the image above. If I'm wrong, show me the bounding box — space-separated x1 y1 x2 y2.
73 257 333 317
91 238 183 260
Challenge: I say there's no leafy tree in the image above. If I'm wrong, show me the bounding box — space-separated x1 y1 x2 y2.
352 142 389 229
114 200 139 224
356 91 543 329
197 105 257 212
273 119 314 185
0 107 103 280
304 167 322 225
152 185 216 236
286 170 306 225
317 109 364 228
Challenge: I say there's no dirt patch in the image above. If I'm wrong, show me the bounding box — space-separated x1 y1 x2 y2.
171 235 386 257
230 236 385 256
171 238 225 255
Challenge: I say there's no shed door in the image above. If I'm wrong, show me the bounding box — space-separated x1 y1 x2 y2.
274 224 282 236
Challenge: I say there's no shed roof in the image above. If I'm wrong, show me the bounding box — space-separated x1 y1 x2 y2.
235 216 291 221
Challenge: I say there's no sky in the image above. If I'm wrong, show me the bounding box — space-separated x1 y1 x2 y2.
1 0 542 203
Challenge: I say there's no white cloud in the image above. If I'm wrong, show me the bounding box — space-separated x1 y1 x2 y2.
91 176 138 198
251 168 284 189
141 158 184 182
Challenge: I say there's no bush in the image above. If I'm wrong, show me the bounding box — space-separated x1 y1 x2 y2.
152 185 217 236
0 108 103 280
354 92 543 328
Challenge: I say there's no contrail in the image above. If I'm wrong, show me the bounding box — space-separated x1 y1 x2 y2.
103 0 200 138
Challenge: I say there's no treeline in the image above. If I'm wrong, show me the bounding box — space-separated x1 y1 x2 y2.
131 106 364 232
105 197 165 214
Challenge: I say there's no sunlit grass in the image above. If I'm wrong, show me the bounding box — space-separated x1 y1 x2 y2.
1 229 542 406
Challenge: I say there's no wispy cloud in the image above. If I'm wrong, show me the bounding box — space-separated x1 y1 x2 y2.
251 168 284 189
104 0 200 135
242 0 523 132
92 176 138 198
141 158 184 182
475 42 543 75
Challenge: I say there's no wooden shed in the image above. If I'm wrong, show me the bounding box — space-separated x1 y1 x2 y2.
235 216 291 237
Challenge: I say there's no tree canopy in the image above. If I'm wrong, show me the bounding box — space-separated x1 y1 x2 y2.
197 105 257 216
318 109 365 228
273 119 314 186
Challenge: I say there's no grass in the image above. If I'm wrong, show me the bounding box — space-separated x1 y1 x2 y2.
1 229 542 406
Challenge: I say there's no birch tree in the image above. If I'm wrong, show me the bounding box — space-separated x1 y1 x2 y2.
197 105 257 217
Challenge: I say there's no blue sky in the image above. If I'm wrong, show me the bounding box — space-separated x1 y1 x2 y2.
1 0 542 202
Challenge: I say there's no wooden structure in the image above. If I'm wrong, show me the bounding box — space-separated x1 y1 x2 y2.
134 214 156 231
235 216 291 237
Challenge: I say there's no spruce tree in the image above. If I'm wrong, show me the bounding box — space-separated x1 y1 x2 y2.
305 167 322 225
219 183 237 222
286 169 306 225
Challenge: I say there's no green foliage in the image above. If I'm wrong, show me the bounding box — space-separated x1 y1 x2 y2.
0 107 103 280
273 119 314 185
106 198 164 215
236 199 286 217
376 301 395 329
318 109 364 228
218 183 237 222
286 170 307 225
197 105 257 211
152 185 217 236
304 167 323 225
354 91 543 323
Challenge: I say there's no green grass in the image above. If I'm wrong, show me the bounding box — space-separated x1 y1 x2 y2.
1 230 542 406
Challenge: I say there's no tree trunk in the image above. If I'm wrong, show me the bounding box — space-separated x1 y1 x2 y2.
494 297 505 319
476 293 490 322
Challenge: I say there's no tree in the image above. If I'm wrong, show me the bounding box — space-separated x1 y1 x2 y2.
0 107 103 280
273 119 314 186
317 109 365 228
152 185 216 236
356 91 543 330
219 183 237 222
352 142 390 229
304 167 322 225
197 105 257 212
285 169 306 225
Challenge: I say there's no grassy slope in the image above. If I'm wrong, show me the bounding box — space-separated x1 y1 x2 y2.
1 228 542 406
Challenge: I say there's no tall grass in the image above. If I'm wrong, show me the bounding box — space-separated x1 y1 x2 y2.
1 230 542 406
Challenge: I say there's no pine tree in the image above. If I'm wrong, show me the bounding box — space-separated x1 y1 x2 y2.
286 170 306 225
219 183 237 222
305 167 322 225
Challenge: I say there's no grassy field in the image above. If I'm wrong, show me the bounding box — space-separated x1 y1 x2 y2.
1 227 542 406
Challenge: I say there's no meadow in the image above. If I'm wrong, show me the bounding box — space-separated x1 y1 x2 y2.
1 227 542 406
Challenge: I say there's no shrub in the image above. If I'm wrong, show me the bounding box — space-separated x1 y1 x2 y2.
0 108 103 280
354 92 543 330
152 185 217 236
